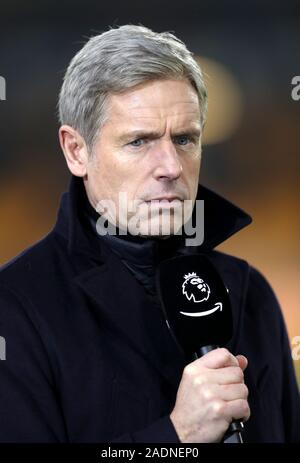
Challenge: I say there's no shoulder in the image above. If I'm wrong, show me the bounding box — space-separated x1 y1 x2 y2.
205 248 249 274
0 230 74 361
246 264 282 320
210 249 278 296
209 249 282 320
0 231 63 285
0 229 68 299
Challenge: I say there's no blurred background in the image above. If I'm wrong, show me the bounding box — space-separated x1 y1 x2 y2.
0 0 299 385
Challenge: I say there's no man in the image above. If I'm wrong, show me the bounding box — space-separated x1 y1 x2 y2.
0 25 299 443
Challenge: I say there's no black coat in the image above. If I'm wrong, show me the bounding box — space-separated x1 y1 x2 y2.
0 176 299 443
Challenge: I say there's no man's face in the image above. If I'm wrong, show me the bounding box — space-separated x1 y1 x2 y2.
84 79 202 237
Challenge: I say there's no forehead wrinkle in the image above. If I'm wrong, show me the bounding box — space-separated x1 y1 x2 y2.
108 108 201 125
105 111 201 136
114 118 201 135
109 108 200 122
112 107 202 134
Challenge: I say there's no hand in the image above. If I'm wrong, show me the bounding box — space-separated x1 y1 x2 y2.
170 347 250 443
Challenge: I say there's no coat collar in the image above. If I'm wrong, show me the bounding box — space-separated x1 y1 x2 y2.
52 175 252 391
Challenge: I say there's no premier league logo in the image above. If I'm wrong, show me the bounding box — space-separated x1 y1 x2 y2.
180 271 222 317
182 272 211 303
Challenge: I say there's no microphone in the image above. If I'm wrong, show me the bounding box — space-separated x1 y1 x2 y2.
156 253 245 443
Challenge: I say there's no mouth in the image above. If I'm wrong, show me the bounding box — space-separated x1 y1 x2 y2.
145 196 182 202
144 197 183 209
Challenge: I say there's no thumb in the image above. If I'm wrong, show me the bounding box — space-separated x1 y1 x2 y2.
236 354 248 371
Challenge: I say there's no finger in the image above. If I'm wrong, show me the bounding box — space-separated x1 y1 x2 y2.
218 383 249 402
208 366 245 385
200 348 239 369
199 383 249 403
225 399 251 423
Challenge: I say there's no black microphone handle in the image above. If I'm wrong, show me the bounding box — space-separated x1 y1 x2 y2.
196 345 244 444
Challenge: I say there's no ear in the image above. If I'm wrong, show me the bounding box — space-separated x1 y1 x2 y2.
59 125 89 177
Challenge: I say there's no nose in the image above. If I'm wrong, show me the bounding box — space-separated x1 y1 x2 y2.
152 139 183 181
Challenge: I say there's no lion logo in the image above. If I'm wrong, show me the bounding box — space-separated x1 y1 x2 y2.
182 272 211 303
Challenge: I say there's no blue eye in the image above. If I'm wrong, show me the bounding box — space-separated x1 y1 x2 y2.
175 135 191 146
129 138 144 147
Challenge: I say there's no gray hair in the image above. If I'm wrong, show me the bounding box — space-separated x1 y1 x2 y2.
58 24 207 154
